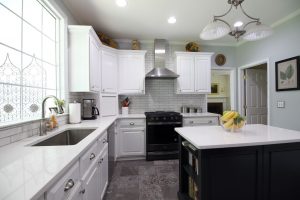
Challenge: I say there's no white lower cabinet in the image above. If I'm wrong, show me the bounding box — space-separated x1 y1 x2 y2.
117 118 146 158
82 161 100 200
99 148 108 199
119 128 145 157
46 162 80 200
46 132 109 200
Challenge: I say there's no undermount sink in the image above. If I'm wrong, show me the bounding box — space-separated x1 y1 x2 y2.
32 129 96 146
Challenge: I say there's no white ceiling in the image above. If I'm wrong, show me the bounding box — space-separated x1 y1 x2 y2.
63 0 300 46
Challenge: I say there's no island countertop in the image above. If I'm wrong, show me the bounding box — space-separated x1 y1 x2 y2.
175 124 300 149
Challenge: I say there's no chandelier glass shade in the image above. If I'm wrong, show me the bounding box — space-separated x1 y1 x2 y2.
200 0 273 41
200 21 230 40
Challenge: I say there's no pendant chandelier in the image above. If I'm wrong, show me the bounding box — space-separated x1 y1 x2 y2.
200 0 273 41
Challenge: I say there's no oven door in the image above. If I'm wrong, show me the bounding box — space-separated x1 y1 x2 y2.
146 122 182 152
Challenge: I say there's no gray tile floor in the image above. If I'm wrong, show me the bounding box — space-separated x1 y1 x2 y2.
104 160 179 200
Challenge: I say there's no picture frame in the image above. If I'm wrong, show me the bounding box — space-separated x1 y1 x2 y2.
275 56 300 91
211 83 219 94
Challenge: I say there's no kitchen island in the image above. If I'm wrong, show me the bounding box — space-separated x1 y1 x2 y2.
175 124 300 200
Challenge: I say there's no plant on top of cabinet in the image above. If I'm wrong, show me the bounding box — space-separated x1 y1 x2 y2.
176 52 214 94
68 26 101 92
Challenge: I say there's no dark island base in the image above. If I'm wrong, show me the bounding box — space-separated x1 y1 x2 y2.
178 135 300 200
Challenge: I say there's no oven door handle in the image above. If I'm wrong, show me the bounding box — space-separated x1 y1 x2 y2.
147 122 182 125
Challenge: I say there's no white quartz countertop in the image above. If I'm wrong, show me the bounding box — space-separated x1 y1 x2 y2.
0 116 117 200
175 124 300 149
181 112 220 118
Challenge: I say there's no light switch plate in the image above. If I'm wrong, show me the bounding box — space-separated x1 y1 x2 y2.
277 101 285 108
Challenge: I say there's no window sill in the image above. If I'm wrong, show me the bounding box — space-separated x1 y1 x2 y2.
0 113 69 130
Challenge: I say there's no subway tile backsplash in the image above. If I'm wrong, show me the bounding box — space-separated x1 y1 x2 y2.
120 79 207 114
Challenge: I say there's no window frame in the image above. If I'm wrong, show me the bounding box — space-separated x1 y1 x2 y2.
0 0 67 127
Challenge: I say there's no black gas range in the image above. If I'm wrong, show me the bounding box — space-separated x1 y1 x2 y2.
145 111 182 161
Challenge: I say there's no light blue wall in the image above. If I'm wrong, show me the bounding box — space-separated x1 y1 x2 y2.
236 14 300 131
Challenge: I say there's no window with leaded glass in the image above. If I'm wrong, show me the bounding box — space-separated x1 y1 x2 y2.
0 0 60 123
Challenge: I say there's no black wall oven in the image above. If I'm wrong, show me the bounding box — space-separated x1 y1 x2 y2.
145 111 182 161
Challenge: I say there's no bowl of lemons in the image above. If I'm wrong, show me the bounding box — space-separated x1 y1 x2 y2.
220 111 245 132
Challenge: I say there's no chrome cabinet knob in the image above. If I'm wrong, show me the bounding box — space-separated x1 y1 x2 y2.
208 120 213 124
189 121 194 124
103 138 107 144
64 179 75 192
129 122 135 125
90 153 96 160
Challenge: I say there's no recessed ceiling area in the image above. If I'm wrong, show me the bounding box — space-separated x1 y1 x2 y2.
63 0 300 46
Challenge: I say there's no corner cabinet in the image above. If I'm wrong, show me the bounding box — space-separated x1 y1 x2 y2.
175 52 213 94
101 46 118 94
69 26 101 92
118 50 146 95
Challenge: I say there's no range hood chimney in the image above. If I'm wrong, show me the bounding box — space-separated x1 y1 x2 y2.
145 39 179 79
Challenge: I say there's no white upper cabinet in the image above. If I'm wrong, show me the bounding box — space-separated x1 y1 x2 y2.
101 47 118 94
68 26 101 92
194 55 211 93
176 55 195 93
176 52 213 94
118 50 146 95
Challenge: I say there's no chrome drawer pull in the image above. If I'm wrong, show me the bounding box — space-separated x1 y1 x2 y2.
64 179 74 192
129 122 135 125
90 153 96 160
80 189 85 194
208 120 213 123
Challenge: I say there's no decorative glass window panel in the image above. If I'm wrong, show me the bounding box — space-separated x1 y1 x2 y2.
0 1 60 123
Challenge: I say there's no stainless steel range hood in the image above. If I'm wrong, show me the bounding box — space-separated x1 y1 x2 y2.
146 39 179 79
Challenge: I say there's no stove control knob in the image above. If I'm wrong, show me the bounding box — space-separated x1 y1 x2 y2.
155 117 159 121
163 117 166 120
150 117 154 121
170 117 174 120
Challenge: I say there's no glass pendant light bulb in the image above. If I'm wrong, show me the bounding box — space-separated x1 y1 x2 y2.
200 21 230 40
243 23 273 41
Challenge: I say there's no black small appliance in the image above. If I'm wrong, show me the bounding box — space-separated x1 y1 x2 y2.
82 99 99 120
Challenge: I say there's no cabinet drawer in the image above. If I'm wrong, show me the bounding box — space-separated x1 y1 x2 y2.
80 142 99 179
183 117 218 126
119 119 145 128
46 162 80 200
97 131 108 154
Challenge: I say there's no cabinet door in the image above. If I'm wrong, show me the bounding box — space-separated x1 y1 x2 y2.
263 143 300 200
101 50 118 93
99 149 108 199
118 55 145 94
89 36 101 92
194 55 211 93
82 164 100 200
177 56 195 93
119 128 145 157
100 95 117 117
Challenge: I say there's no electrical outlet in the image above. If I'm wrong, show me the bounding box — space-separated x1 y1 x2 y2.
277 101 285 108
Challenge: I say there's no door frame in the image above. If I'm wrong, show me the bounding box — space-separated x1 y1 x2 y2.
237 59 270 125
210 67 237 111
